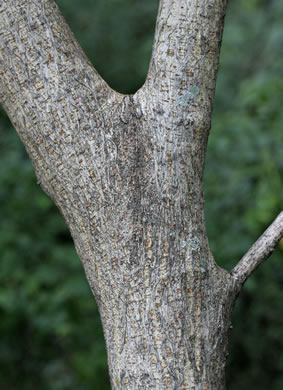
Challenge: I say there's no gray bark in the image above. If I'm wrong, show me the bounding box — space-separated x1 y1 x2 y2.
0 1 282 389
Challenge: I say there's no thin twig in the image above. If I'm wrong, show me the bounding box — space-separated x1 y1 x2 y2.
231 211 283 290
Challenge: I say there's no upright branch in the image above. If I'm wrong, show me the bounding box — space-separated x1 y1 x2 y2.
142 0 228 177
0 0 116 201
231 212 283 291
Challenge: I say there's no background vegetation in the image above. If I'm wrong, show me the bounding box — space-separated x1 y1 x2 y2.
0 0 282 388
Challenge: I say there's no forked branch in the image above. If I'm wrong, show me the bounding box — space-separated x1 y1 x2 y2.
231 211 283 290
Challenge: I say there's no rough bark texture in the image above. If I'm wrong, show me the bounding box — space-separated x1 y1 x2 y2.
0 1 282 389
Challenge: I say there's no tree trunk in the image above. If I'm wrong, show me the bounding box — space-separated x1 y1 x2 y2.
0 1 282 389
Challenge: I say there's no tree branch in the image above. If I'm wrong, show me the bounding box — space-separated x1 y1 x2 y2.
138 0 228 179
0 0 117 199
231 212 283 290
147 0 228 94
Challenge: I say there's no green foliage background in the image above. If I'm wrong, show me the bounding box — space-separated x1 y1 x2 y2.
0 0 282 388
